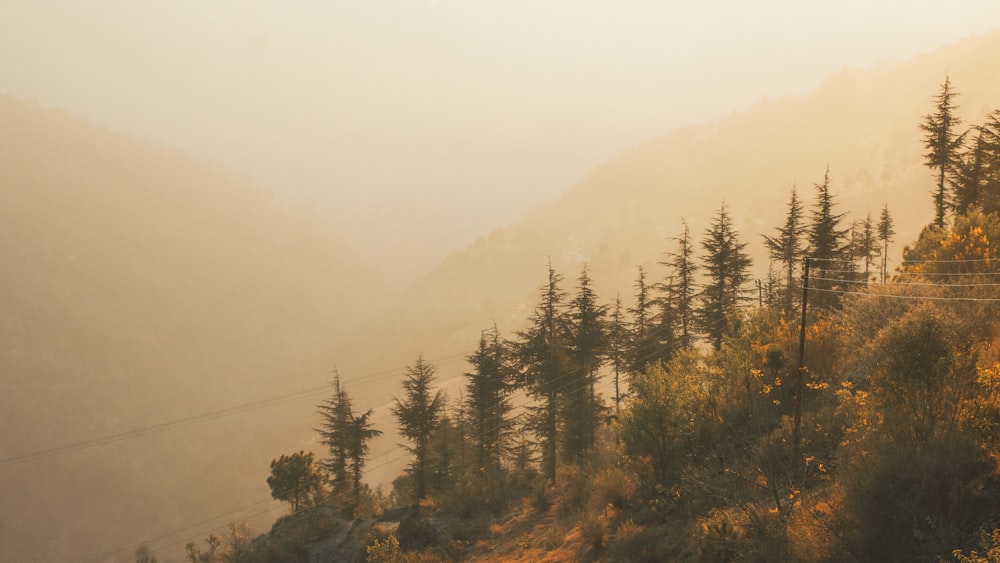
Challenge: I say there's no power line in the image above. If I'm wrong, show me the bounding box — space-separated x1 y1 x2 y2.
0 352 467 469
85 344 635 563
810 276 1000 288
901 257 996 264
895 270 1000 278
809 286 1000 302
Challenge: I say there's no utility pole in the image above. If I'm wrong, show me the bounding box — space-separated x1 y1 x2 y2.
792 257 810 454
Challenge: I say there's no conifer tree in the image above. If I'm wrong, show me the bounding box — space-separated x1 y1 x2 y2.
427 405 461 498
920 75 966 228
662 220 698 350
851 214 880 284
607 295 629 412
344 407 380 510
980 110 1000 215
762 187 805 313
628 265 655 371
698 203 752 350
564 266 608 463
317 373 381 513
950 130 989 216
808 167 852 309
465 325 513 477
392 355 444 502
514 262 571 481
878 204 896 284
316 372 352 497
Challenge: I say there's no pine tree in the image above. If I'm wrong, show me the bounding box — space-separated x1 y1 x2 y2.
980 110 1000 215
628 265 655 371
392 355 444 503
878 204 896 284
317 372 381 513
762 187 805 313
662 219 698 350
808 167 852 309
564 266 608 463
607 295 630 412
316 372 352 497
698 203 752 350
950 130 989 216
851 214 880 284
465 325 513 477
920 75 966 228
344 407 380 511
514 261 572 481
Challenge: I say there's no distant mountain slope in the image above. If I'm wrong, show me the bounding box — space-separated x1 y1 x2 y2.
352 31 1000 382
0 95 380 562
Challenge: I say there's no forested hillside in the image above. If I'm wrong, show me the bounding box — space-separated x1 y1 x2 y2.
347 31 1000 382
230 69 1000 562
179 34 1000 562
5 30 1000 563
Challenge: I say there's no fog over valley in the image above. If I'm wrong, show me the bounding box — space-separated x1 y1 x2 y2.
3 3 1000 562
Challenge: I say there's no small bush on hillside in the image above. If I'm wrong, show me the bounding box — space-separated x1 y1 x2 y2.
580 512 609 550
555 464 591 516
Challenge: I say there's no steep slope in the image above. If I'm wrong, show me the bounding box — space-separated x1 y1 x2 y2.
0 96 380 562
353 31 1000 384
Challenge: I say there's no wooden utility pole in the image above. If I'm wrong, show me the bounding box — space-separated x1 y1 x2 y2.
792 257 810 454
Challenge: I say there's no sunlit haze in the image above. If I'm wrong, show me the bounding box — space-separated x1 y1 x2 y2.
3 1 1000 283
4 3 1000 562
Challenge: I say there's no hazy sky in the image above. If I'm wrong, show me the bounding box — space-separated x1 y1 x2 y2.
3 1 1000 280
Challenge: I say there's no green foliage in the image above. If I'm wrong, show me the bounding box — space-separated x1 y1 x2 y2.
699 203 753 349
515 261 573 481
607 295 630 411
316 373 352 496
878 203 896 283
464 324 514 485
850 213 880 282
807 167 854 309
266 451 323 513
903 210 1000 274
618 352 708 485
662 219 698 350
134 543 157 563
366 535 405 563
185 534 222 563
954 530 1000 563
317 374 382 515
763 187 806 313
564 266 608 463
867 307 976 442
392 356 444 502
920 75 966 227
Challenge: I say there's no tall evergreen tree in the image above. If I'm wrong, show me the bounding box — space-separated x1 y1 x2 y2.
808 167 853 309
515 262 572 481
607 295 629 412
564 266 608 463
762 187 805 313
878 204 896 284
698 203 753 350
316 372 352 498
344 407 380 510
628 265 655 371
392 355 444 503
920 75 966 228
465 325 513 477
851 214 880 284
950 130 989 216
662 220 698 350
979 110 1000 215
